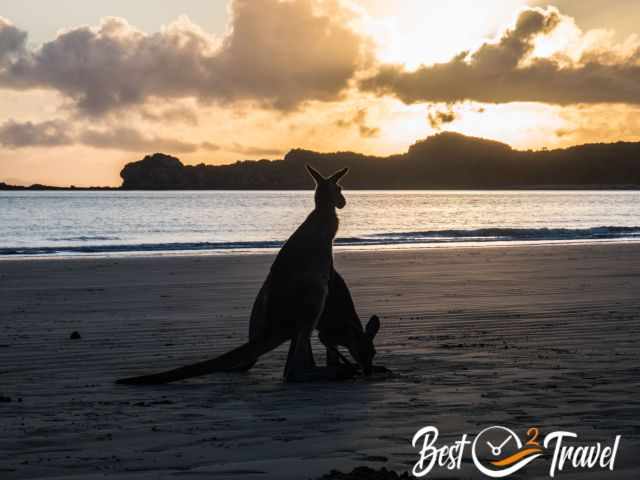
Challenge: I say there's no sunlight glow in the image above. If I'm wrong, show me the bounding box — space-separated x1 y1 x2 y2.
363 0 527 69
451 103 567 150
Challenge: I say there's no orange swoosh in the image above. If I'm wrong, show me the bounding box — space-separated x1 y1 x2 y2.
490 447 543 467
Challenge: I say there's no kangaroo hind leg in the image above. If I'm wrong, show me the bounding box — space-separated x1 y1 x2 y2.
283 289 357 383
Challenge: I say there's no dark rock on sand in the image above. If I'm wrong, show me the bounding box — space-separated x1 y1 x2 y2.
70 331 81 340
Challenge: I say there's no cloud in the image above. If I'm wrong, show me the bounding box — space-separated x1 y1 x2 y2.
0 119 73 148
0 17 26 63
530 0 640 39
200 141 220 151
140 105 200 126
0 118 207 153
0 0 370 116
360 6 640 106
427 107 457 129
79 127 201 153
335 108 380 138
358 124 380 138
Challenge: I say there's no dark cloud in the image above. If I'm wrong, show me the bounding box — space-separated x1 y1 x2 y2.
361 7 640 106
428 108 457 129
0 119 73 148
214 0 370 110
200 141 220 151
358 124 380 138
0 17 26 63
140 106 199 126
0 118 206 153
0 0 370 116
335 108 380 138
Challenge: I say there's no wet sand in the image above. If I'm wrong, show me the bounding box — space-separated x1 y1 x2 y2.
1 244 639 479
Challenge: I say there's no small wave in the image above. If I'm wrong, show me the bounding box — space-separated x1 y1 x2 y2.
0 241 284 256
3 226 640 256
47 236 121 242
361 226 640 243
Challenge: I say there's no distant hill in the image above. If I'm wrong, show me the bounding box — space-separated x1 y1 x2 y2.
120 132 640 189
4 132 639 190
0 182 114 191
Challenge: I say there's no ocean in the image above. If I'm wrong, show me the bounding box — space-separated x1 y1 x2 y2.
1 190 639 257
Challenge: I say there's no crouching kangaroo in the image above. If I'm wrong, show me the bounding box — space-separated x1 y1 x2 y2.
318 271 387 376
117 166 386 384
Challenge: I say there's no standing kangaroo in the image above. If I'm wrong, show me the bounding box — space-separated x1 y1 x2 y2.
117 166 384 384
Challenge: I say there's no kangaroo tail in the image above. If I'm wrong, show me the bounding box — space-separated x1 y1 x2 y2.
116 334 288 385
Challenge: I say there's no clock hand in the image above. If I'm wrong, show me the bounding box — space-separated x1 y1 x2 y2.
498 436 512 449
487 440 503 456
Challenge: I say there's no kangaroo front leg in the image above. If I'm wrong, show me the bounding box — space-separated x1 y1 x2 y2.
327 345 358 371
326 347 340 367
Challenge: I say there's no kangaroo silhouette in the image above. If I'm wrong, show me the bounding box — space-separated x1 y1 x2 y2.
230 270 383 375
117 165 385 384
317 271 383 375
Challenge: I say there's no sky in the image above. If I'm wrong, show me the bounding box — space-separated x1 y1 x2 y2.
1 0 640 186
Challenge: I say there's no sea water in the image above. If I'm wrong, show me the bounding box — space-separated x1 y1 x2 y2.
1 190 639 257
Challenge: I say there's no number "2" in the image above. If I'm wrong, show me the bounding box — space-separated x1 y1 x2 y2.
526 427 541 447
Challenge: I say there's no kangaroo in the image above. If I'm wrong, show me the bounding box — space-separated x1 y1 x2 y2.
231 269 385 375
117 165 379 384
318 271 384 376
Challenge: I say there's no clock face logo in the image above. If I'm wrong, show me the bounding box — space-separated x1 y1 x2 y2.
412 425 621 478
472 426 544 478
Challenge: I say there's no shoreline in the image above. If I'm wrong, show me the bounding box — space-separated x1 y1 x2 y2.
4 186 640 190
2 237 640 261
1 243 639 478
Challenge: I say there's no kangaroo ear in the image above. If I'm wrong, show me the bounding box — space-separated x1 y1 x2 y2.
306 164 324 184
365 315 380 339
329 167 349 183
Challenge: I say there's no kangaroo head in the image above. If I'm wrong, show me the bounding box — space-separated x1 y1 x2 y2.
348 315 380 376
306 165 349 210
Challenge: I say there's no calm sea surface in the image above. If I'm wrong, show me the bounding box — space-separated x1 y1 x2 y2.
1 190 639 257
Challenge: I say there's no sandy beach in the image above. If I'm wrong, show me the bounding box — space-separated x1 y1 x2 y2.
1 244 639 479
